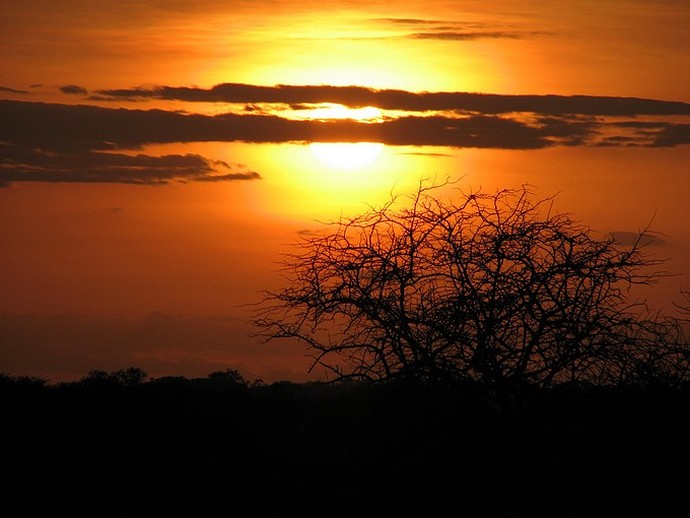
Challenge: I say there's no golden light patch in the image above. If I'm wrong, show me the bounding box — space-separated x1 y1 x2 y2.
302 105 384 170
309 142 384 170
299 104 383 122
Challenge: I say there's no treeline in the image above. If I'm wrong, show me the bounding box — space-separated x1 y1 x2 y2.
1 366 261 390
3 367 690 516
6 363 690 399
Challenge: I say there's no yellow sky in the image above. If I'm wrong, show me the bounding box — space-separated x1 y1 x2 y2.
1 0 689 382
2 1 690 99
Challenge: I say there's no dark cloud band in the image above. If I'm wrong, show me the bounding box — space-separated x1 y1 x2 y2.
2 87 690 186
0 146 260 186
93 83 690 116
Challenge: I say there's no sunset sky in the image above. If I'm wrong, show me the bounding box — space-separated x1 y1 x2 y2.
2 0 690 383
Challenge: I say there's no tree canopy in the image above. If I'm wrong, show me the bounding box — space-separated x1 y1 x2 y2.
252 179 689 389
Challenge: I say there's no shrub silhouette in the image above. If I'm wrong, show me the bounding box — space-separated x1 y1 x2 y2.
252 179 689 388
80 367 149 386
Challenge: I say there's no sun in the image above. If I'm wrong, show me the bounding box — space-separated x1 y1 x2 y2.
304 105 384 170
309 142 384 170
301 105 383 122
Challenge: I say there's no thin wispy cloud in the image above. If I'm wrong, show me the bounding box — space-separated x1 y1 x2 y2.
409 31 521 40
375 17 529 41
0 86 28 94
607 231 666 247
59 84 89 95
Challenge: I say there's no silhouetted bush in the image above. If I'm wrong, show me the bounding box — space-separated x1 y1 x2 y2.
79 366 149 387
0 372 47 389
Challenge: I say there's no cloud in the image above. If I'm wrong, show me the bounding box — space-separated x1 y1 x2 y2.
0 99 555 150
0 86 28 94
650 123 690 147
409 31 521 40
59 84 89 95
0 140 261 186
376 18 443 25
607 231 666 247
2 84 690 186
396 151 454 157
375 17 528 41
196 172 261 182
94 83 690 116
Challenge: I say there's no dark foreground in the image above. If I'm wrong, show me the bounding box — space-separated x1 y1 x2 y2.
3 375 690 516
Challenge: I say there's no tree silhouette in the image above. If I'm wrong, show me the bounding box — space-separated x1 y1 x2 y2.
81 367 149 386
205 368 264 389
252 179 689 388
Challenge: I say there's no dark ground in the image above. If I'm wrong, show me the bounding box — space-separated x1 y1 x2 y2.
3 375 689 517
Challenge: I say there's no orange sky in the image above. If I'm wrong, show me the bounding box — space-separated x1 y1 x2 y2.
1 0 690 383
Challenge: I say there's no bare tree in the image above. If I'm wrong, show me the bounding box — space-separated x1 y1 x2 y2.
252 179 689 388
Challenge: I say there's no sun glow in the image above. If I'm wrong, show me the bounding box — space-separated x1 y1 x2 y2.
301 105 384 170
309 142 384 170
297 104 383 122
